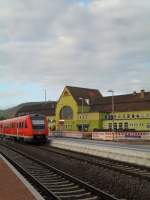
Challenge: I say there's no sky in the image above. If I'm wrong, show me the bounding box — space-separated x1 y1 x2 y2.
0 0 150 109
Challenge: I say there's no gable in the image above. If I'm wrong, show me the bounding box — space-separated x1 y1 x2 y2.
66 86 103 105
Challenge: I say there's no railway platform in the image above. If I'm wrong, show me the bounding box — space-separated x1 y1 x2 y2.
49 137 150 167
0 155 44 200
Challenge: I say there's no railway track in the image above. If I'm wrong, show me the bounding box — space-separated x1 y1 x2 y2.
0 143 119 200
38 145 150 182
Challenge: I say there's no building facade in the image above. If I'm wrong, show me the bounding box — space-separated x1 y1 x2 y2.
48 86 150 132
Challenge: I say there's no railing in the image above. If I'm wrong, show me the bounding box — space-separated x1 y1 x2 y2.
49 131 150 140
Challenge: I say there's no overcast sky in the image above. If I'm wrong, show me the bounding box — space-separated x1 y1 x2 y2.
0 0 150 108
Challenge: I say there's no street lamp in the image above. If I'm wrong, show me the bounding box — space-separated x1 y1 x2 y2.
58 104 64 133
108 90 115 140
78 97 84 132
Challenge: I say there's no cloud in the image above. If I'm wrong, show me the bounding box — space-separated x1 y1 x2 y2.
131 79 141 84
0 0 150 106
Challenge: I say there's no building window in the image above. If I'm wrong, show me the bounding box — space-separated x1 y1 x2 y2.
118 115 121 119
136 114 139 118
127 114 130 118
124 122 128 130
123 114 125 118
60 106 73 120
147 123 150 128
109 115 113 120
119 123 123 130
108 123 112 129
132 114 135 118
114 123 117 130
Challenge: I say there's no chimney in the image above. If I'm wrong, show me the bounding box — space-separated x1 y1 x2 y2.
133 91 137 96
140 89 145 98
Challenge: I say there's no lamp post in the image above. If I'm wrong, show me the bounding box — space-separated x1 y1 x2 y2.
108 90 115 140
78 97 84 132
59 104 64 134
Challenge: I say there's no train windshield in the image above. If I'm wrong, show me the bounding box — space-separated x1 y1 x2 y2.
30 115 45 130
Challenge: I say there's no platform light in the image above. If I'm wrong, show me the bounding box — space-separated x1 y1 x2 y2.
108 90 115 140
78 97 84 132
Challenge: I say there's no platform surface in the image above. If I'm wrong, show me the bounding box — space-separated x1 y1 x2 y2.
49 137 150 152
0 157 37 200
49 137 150 167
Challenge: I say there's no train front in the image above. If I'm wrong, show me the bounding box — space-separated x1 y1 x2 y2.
30 114 48 143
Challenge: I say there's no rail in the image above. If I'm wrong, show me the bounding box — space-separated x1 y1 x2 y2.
0 143 119 200
39 145 150 182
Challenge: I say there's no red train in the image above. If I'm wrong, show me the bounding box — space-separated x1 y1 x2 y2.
0 114 48 143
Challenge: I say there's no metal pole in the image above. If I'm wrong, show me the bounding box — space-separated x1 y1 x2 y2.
112 91 115 140
78 97 84 132
45 89 47 102
81 99 84 132
108 90 115 141
60 104 64 134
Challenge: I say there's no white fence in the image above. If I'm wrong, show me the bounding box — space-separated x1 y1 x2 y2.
92 132 150 140
49 131 150 140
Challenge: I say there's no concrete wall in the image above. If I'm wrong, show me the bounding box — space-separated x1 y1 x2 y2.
49 138 150 167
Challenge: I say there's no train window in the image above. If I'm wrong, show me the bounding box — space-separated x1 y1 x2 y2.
32 120 45 129
30 115 45 130
32 124 45 130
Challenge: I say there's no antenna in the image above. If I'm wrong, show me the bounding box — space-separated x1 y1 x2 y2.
45 89 47 102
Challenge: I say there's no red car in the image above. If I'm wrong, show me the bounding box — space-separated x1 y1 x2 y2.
0 114 48 143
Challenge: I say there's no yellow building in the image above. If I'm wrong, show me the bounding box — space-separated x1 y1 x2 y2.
48 86 150 132
48 86 102 132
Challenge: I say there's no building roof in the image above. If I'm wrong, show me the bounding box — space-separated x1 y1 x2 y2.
66 86 103 105
3 87 150 118
91 90 150 112
16 101 57 116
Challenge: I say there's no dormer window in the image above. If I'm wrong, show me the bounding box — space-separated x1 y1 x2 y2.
85 99 90 105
